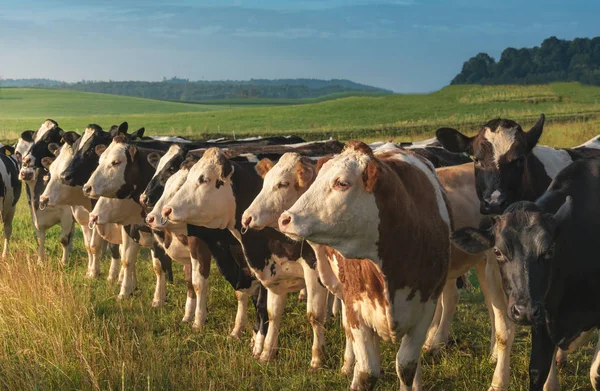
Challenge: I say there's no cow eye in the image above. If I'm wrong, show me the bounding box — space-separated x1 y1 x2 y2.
199 175 209 184
277 182 289 189
333 179 350 191
43 175 50 183
112 160 121 167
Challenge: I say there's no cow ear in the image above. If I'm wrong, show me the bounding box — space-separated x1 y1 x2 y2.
451 227 495 254
525 114 545 152
62 131 80 146
316 156 332 173
436 128 473 154
48 143 60 156
130 127 145 140
552 195 572 229
128 145 137 161
295 158 315 188
95 144 107 157
255 158 274 178
21 130 35 142
118 122 129 135
41 156 55 169
1 145 15 156
362 159 380 193
221 157 233 180
147 151 162 168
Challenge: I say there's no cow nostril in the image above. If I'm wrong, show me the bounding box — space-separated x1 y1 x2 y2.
243 216 252 228
280 214 291 227
147 216 155 224
163 207 172 217
83 185 91 195
511 304 524 321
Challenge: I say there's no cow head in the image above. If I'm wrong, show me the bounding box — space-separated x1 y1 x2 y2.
451 197 572 326
436 114 545 214
39 132 92 209
140 144 189 210
60 122 144 186
162 148 236 230
21 119 64 170
279 141 380 260
146 167 190 229
83 136 143 199
242 153 316 231
15 131 34 167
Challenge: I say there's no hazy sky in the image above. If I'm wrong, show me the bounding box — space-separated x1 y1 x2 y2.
1 0 599 92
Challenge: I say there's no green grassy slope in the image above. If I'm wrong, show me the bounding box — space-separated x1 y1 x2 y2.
1 83 600 141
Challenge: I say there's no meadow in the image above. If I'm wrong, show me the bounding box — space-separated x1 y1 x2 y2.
0 83 599 390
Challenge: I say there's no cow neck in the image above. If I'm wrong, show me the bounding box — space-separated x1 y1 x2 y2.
373 158 449 302
230 161 264 231
519 152 553 202
125 146 161 203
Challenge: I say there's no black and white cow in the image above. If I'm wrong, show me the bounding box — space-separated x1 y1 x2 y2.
160 148 333 369
436 114 600 214
451 157 600 391
21 119 65 170
16 134 75 265
38 133 122 280
0 142 21 258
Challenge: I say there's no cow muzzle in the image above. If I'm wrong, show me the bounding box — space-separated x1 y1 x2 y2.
278 211 305 240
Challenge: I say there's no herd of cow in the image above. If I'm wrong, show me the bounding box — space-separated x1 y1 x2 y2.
0 114 599 390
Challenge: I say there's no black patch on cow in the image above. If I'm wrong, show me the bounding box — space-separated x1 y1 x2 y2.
109 243 120 260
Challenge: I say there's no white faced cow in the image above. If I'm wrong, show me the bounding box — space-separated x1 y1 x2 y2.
278 141 451 390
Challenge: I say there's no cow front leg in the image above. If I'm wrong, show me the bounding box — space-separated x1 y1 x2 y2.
58 219 74 266
476 258 498 362
259 290 286 363
396 301 435 391
189 237 211 331
86 227 105 278
482 257 515 391
349 323 381 391
107 243 121 283
36 229 46 265
1 209 14 259
231 290 249 339
182 263 196 323
302 265 328 369
118 229 140 299
253 285 269 358
529 324 557 391
341 302 356 376
151 250 167 308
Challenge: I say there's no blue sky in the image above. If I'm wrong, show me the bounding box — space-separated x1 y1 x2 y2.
1 0 598 92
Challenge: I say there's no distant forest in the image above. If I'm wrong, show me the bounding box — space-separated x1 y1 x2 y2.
0 77 391 101
452 36 600 85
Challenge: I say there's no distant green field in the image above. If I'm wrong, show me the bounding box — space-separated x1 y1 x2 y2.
1 82 600 142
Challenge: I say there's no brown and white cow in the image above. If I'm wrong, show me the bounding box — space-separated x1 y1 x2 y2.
244 152 515 390
278 142 451 390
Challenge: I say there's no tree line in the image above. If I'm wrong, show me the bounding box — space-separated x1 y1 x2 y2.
0 77 391 101
451 36 600 85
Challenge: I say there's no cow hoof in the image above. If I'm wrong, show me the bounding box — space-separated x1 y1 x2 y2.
152 299 165 308
259 352 274 363
341 364 353 377
556 356 567 369
423 342 445 355
229 329 242 339
192 322 204 332
181 315 194 323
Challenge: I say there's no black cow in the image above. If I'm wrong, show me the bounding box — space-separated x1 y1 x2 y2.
436 114 600 214
451 157 600 391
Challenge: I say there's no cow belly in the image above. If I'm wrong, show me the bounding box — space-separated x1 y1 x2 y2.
96 224 122 244
252 256 305 294
32 207 64 231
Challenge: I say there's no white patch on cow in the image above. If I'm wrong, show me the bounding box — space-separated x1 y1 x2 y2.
490 190 502 202
77 127 97 151
384 150 451 226
367 141 386 150
34 120 57 143
252 255 305 294
403 137 439 149
237 153 258 163
352 291 392 341
15 138 32 165
147 169 189 229
90 197 143 226
575 135 600 150
484 126 517 167
289 140 329 148
238 136 262 141
372 142 398 154
150 136 191 143
153 145 182 180
531 145 573 179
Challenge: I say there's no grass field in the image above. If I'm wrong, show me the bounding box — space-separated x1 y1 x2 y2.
0 83 599 390
1 82 600 142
